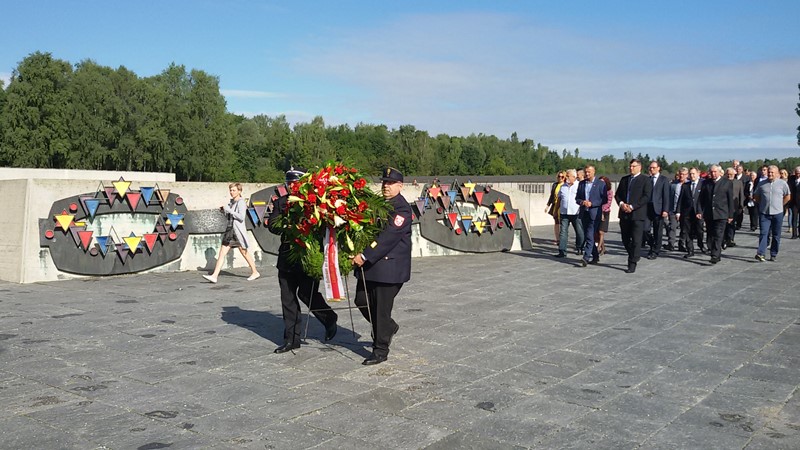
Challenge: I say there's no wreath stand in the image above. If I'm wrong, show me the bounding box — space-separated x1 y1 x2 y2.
301 267 374 342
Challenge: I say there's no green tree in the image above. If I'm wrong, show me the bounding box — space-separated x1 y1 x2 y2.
1 52 72 167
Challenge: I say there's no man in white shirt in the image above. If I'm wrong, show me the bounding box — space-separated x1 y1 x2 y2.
555 169 585 258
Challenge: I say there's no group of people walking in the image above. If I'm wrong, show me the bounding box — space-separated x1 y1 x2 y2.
547 159 800 271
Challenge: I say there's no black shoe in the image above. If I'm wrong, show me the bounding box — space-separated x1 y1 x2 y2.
580 259 587 267
274 342 300 353
589 258 599 265
710 257 720 264
646 253 657 260
678 243 686 252
699 247 707 254
324 321 338 341
728 241 736 247
554 252 567 258
664 245 674 252
625 263 636 274
362 354 388 366
721 242 727 250
683 252 695 259
769 255 777 261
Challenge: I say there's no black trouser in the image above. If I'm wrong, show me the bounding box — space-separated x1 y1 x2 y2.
619 218 644 264
725 210 741 243
734 208 744 230
792 204 800 236
705 218 727 259
355 280 401 358
278 271 337 345
747 205 759 230
645 209 665 255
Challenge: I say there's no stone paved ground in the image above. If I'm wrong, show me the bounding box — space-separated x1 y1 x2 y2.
1 223 799 449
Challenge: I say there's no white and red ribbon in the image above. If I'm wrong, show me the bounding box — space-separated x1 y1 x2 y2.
322 226 345 301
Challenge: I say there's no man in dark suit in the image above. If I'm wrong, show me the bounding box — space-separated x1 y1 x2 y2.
697 164 734 264
724 167 744 248
576 164 608 266
789 166 800 239
268 167 338 354
352 167 412 365
666 169 686 252
615 159 652 273
676 167 705 258
734 164 746 230
644 161 671 259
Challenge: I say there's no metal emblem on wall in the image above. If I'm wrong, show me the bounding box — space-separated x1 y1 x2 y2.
414 180 532 252
39 178 189 275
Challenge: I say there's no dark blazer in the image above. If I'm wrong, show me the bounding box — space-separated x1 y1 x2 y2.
357 194 413 284
678 179 703 216
648 175 671 218
789 175 800 209
615 174 652 221
267 192 304 273
575 177 608 221
698 177 734 220
730 178 744 212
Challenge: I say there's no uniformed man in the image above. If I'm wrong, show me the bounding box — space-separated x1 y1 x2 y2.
351 167 412 365
268 167 338 353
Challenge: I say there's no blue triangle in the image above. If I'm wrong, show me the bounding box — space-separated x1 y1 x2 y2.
247 207 260 225
85 199 101 220
95 236 111 256
447 190 458 204
166 212 184 230
140 187 155 206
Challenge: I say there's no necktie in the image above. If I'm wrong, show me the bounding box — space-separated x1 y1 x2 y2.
691 181 696 192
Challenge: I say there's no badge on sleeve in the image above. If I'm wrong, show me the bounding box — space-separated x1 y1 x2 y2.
394 215 406 227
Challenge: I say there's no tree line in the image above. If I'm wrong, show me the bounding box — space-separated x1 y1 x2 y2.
1 52 797 182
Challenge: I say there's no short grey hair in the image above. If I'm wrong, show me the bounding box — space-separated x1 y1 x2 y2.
565 169 577 177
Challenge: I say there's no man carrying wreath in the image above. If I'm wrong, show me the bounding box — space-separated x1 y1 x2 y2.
268 166 338 354
351 167 412 365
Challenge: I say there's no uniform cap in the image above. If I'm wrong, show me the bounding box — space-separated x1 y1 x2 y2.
380 167 404 183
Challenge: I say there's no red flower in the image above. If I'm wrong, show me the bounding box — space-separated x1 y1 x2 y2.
309 216 318 225
340 189 350 198
336 204 346 215
290 182 300 194
357 200 368 212
334 165 344 175
294 238 306 248
307 193 317 203
353 178 366 189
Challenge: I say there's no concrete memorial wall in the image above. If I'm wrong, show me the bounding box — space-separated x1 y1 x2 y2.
0 170 618 283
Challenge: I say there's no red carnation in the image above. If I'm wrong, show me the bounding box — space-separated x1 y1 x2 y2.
336 204 346 215
358 200 368 212
354 178 366 189
307 193 317 203
341 189 350 197
334 165 344 175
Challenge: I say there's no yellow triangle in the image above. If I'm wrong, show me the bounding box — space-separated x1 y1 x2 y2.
112 178 131 198
493 201 506 215
463 181 476 196
474 220 485 234
54 212 75 230
123 235 142 251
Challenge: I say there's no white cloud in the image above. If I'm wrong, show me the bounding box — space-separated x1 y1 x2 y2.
285 12 800 161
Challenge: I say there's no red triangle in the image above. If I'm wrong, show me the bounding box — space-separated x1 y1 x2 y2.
505 212 517 227
127 192 142 211
474 191 484 205
447 212 459 229
428 186 441 199
78 230 94 251
142 233 158 253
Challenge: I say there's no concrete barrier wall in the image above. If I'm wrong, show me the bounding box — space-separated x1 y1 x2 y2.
0 177 618 283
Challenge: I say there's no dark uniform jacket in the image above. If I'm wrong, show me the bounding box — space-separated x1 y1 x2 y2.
615 174 652 221
357 194 412 284
267 193 304 273
698 177 734 221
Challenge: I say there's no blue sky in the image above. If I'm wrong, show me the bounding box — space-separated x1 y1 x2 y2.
2 0 799 164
